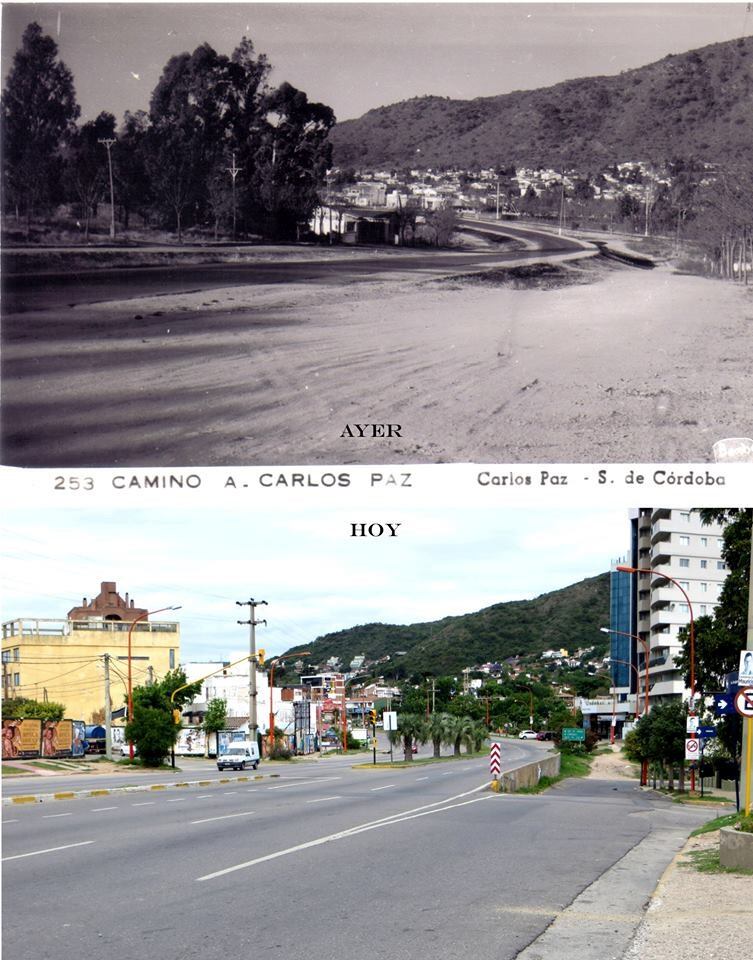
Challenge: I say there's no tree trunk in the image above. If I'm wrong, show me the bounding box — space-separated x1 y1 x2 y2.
403 735 413 762
433 737 441 759
454 736 461 757
677 763 685 793
667 764 674 791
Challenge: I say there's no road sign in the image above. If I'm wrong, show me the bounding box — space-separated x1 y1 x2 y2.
686 716 699 734
697 726 717 739
734 687 753 718
383 711 398 731
713 692 736 717
562 727 586 742
685 737 700 760
489 742 501 777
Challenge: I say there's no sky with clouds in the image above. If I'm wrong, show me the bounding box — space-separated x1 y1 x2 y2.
0 504 631 664
2 3 750 124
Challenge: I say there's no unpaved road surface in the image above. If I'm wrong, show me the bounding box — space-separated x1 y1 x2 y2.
2 257 750 466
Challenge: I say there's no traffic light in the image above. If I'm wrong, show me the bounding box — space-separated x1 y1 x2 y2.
369 709 377 726
257 649 265 665
172 708 182 725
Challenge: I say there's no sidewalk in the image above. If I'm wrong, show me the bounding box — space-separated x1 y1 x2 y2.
587 747 752 960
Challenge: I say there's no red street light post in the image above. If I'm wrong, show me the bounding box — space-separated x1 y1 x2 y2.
601 626 652 786
616 564 698 790
126 605 181 760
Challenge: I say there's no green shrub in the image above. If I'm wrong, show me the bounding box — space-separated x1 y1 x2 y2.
268 746 292 761
739 814 753 834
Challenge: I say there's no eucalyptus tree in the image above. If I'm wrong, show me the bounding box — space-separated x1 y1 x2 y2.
2 22 80 231
63 111 116 239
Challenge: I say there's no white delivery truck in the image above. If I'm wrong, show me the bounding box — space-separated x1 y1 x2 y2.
216 741 260 771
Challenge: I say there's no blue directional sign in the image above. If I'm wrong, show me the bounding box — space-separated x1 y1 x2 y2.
713 692 736 717
697 726 717 739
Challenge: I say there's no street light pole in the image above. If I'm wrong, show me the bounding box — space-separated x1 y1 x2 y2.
126 604 181 760
617 564 697 790
601 626 652 785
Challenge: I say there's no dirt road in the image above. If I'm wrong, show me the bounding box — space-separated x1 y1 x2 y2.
2 258 750 466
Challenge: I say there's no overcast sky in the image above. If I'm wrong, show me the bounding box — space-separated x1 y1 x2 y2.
1 505 630 664
2 3 751 124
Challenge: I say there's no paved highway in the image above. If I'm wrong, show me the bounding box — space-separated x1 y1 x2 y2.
3 747 712 960
2 224 588 314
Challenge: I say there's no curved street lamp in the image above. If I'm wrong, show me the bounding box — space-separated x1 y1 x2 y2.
616 563 698 791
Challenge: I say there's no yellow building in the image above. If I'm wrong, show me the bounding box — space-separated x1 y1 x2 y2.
1 581 180 722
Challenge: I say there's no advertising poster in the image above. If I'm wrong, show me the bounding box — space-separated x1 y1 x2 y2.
174 727 207 756
2 717 42 759
41 718 73 758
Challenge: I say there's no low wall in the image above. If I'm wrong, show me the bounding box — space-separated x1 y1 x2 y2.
719 827 753 871
496 751 561 792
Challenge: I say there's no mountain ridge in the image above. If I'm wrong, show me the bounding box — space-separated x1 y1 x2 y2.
281 572 610 678
330 36 753 169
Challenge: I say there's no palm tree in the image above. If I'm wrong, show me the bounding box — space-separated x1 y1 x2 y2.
427 711 453 759
447 715 476 757
388 713 428 762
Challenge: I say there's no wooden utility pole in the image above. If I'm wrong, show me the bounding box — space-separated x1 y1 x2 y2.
228 151 240 240
103 653 112 758
98 138 116 239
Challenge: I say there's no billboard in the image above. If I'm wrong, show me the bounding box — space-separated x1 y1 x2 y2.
2 717 42 759
41 719 74 757
174 727 207 756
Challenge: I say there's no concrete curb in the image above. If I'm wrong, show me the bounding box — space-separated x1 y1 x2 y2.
4 772 276 805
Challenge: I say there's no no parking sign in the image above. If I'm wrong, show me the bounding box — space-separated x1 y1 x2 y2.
684 737 700 761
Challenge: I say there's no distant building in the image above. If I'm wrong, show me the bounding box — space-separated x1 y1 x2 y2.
309 205 400 245
2 581 180 722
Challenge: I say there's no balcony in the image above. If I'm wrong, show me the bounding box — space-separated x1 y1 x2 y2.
651 544 671 565
651 508 671 523
650 520 673 545
2 617 179 639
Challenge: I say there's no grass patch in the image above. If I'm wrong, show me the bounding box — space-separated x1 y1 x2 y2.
515 749 595 794
25 760 69 772
691 813 742 836
681 846 753 876
353 750 488 770
1 765 31 776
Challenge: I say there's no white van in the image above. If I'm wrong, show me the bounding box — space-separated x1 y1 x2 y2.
217 742 260 771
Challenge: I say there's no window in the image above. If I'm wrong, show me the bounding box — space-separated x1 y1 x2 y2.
1 650 10 663
13 672 20 686
700 605 708 615
679 558 690 568
169 648 175 669
678 603 689 614
717 539 724 548
700 560 708 569
700 537 708 547
679 512 690 521
700 582 708 593
717 561 726 570
13 647 20 661
679 580 690 590
679 535 690 546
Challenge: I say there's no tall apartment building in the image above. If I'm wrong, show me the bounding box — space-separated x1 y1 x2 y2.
610 509 727 710
1 581 180 722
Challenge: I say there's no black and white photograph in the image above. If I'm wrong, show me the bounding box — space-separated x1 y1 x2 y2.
2 2 752 467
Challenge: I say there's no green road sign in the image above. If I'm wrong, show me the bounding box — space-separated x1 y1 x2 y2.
562 727 586 742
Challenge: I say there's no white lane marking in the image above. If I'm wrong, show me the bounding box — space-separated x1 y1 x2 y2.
3 840 95 862
415 777 429 781
267 777 341 791
131 802 155 807
43 813 73 819
222 792 237 796
196 795 212 799
197 796 492 881
166 798 184 803
441 772 453 776
91 806 118 812
306 796 342 804
3 819 20 824
371 784 396 792
191 811 255 825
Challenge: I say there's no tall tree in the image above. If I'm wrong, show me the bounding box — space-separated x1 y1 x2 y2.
250 82 335 239
1 22 80 232
125 668 201 766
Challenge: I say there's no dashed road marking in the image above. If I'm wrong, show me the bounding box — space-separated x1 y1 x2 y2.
191 811 255 825
3 840 95 862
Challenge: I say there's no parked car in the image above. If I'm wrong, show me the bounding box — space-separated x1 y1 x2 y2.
518 730 538 740
536 731 554 741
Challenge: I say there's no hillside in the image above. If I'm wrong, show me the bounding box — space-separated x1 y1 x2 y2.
281 573 610 678
330 36 753 169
